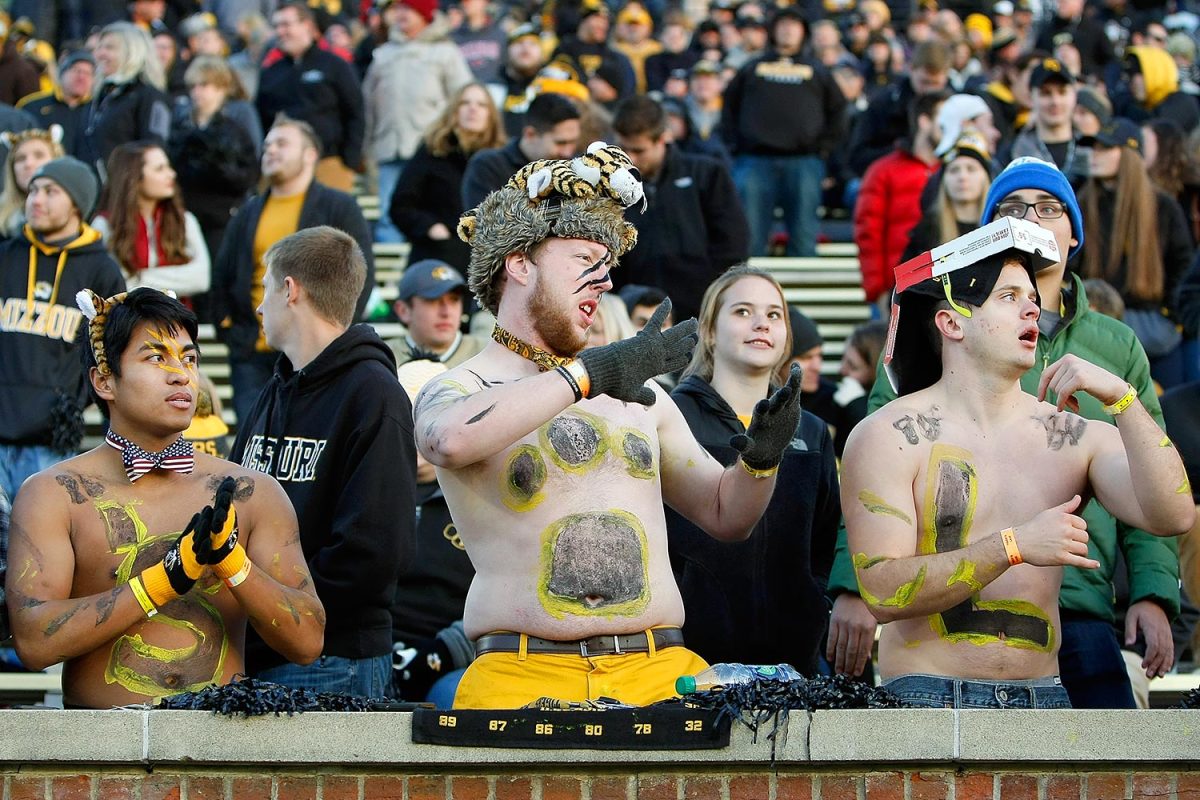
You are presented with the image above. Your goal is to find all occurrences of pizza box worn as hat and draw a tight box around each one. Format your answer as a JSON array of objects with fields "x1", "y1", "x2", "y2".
[{"x1": 883, "y1": 216, "x2": 1059, "y2": 394}]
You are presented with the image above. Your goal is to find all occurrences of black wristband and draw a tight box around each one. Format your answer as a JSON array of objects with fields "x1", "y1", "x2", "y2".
[{"x1": 555, "y1": 364, "x2": 583, "y2": 402}]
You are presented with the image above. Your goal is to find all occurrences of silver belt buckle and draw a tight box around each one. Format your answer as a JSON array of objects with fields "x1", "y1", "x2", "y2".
[
  {"x1": 612, "y1": 635, "x2": 623, "y2": 655},
  {"x1": 579, "y1": 638, "x2": 590, "y2": 658}
]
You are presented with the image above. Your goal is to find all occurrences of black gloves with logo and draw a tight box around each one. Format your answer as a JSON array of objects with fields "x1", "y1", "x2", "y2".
[
  {"x1": 577, "y1": 298, "x2": 698, "y2": 406},
  {"x1": 730, "y1": 363, "x2": 804, "y2": 470}
]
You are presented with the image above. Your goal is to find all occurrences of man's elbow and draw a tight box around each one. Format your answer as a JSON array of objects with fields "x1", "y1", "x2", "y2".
[
  {"x1": 12, "y1": 637, "x2": 58, "y2": 672},
  {"x1": 288, "y1": 631, "x2": 325, "y2": 666},
  {"x1": 1149, "y1": 502, "x2": 1197, "y2": 537},
  {"x1": 705, "y1": 521, "x2": 754, "y2": 543}
]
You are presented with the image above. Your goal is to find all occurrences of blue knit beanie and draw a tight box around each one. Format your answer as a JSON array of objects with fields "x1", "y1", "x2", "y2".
[{"x1": 980, "y1": 156, "x2": 1083, "y2": 259}]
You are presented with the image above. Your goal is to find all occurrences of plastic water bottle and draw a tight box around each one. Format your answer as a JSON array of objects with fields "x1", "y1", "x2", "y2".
[{"x1": 676, "y1": 663, "x2": 803, "y2": 694}]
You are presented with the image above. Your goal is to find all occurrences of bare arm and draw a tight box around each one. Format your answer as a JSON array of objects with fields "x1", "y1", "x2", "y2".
[
  {"x1": 841, "y1": 416, "x2": 1098, "y2": 623},
  {"x1": 415, "y1": 369, "x2": 577, "y2": 469},
  {"x1": 6, "y1": 477, "x2": 151, "y2": 670},
  {"x1": 1039, "y1": 355, "x2": 1195, "y2": 536},
  {"x1": 229, "y1": 475, "x2": 325, "y2": 665},
  {"x1": 657, "y1": 383, "x2": 776, "y2": 542}
]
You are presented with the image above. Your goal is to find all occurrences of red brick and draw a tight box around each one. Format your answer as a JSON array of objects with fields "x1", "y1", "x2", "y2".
[
  {"x1": 955, "y1": 773, "x2": 994, "y2": 800},
  {"x1": 591, "y1": 776, "x2": 630, "y2": 800},
  {"x1": 362, "y1": 776, "x2": 406, "y2": 800},
  {"x1": 405, "y1": 775, "x2": 443, "y2": 800},
  {"x1": 1177, "y1": 772, "x2": 1200, "y2": 800},
  {"x1": 321, "y1": 776, "x2": 361, "y2": 800},
  {"x1": 683, "y1": 776, "x2": 722, "y2": 800},
  {"x1": 1133, "y1": 774, "x2": 1172, "y2": 800},
  {"x1": 186, "y1": 776, "x2": 226, "y2": 800},
  {"x1": 912, "y1": 773, "x2": 949, "y2": 800},
  {"x1": 999, "y1": 775, "x2": 1038, "y2": 800},
  {"x1": 50, "y1": 775, "x2": 90, "y2": 800},
  {"x1": 1046, "y1": 775, "x2": 1082, "y2": 800},
  {"x1": 97, "y1": 777, "x2": 137, "y2": 800},
  {"x1": 228, "y1": 776, "x2": 270, "y2": 800},
  {"x1": 729, "y1": 774, "x2": 771, "y2": 800},
  {"x1": 636, "y1": 774, "x2": 679, "y2": 800},
  {"x1": 818, "y1": 775, "x2": 859, "y2": 800},
  {"x1": 542, "y1": 776, "x2": 583, "y2": 800},
  {"x1": 776, "y1": 774, "x2": 814, "y2": 800},
  {"x1": 9, "y1": 775, "x2": 46, "y2": 800},
  {"x1": 276, "y1": 776, "x2": 318, "y2": 800},
  {"x1": 451, "y1": 776, "x2": 490, "y2": 800},
  {"x1": 495, "y1": 775, "x2": 532, "y2": 800},
  {"x1": 1086, "y1": 774, "x2": 1129, "y2": 800},
  {"x1": 865, "y1": 772, "x2": 904, "y2": 800}
]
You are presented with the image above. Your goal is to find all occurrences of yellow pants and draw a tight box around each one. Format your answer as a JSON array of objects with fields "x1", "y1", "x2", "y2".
[{"x1": 453, "y1": 632, "x2": 709, "y2": 709}]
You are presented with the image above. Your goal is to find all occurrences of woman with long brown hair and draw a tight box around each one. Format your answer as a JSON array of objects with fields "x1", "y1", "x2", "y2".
[
  {"x1": 666, "y1": 265, "x2": 838, "y2": 674},
  {"x1": 388, "y1": 82, "x2": 506, "y2": 271},
  {"x1": 903, "y1": 132, "x2": 992, "y2": 259},
  {"x1": 1078, "y1": 117, "x2": 1193, "y2": 386},
  {"x1": 92, "y1": 141, "x2": 210, "y2": 298}
]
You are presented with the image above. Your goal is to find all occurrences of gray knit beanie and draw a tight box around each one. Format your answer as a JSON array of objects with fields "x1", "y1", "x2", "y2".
[{"x1": 30, "y1": 157, "x2": 99, "y2": 219}]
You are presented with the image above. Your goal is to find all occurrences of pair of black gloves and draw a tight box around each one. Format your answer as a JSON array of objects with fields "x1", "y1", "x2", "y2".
[{"x1": 576, "y1": 299, "x2": 803, "y2": 473}]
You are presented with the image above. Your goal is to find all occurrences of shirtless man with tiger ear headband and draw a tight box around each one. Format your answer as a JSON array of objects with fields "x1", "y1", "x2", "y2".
[{"x1": 5, "y1": 287, "x2": 323, "y2": 708}]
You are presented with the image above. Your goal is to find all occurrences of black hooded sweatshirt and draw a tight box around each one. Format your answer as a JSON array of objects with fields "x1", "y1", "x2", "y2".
[
  {"x1": 231, "y1": 324, "x2": 416, "y2": 672},
  {"x1": 0, "y1": 225, "x2": 125, "y2": 447},
  {"x1": 667, "y1": 375, "x2": 840, "y2": 674}
]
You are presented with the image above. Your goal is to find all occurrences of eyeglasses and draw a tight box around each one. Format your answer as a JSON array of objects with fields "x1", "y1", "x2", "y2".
[{"x1": 995, "y1": 200, "x2": 1067, "y2": 220}]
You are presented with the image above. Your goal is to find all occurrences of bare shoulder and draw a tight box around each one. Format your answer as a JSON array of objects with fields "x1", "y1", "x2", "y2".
[
  {"x1": 193, "y1": 455, "x2": 292, "y2": 512},
  {"x1": 851, "y1": 390, "x2": 944, "y2": 452},
  {"x1": 1025, "y1": 397, "x2": 1097, "y2": 452},
  {"x1": 24, "y1": 450, "x2": 112, "y2": 508}
]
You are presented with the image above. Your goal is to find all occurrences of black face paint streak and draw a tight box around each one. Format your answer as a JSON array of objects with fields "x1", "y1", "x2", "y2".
[
  {"x1": 466, "y1": 403, "x2": 498, "y2": 425},
  {"x1": 1032, "y1": 413, "x2": 1087, "y2": 451},
  {"x1": 416, "y1": 382, "x2": 469, "y2": 416},
  {"x1": 548, "y1": 515, "x2": 645, "y2": 607},
  {"x1": 622, "y1": 432, "x2": 653, "y2": 476},
  {"x1": 56, "y1": 475, "x2": 86, "y2": 504},
  {"x1": 546, "y1": 416, "x2": 602, "y2": 466},
  {"x1": 467, "y1": 370, "x2": 504, "y2": 389},
  {"x1": 927, "y1": 451, "x2": 1052, "y2": 650},
  {"x1": 21, "y1": 597, "x2": 45, "y2": 609},
  {"x1": 572, "y1": 275, "x2": 611, "y2": 295},
  {"x1": 205, "y1": 475, "x2": 255, "y2": 500},
  {"x1": 893, "y1": 416, "x2": 920, "y2": 445},
  {"x1": 44, "y1": 602, "x2": 85, "y2": 636},
  {"x1": 101, "y1": 505, "x2": 140, "y2": 550},
  {"x1": 96, "y1": 586, "x2": 121, "y2": 625}
]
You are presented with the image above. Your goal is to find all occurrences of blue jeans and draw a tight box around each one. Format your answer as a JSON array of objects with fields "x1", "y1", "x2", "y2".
[
  {"x1": 733, "y1": 153, "x2": 825, "y2": 257},
  {"x1": 229, "y1": 351, "x2": 278, "y2": 427},
  {"x1": 1058, "y1": 613, "x2": 1136, "y2": 709},
  {"x1": 883, "y1": 673, "x2": 1072, "y2": 709},
  {"x1": 0, "y1": 443, "x2": 62, "y2": 502},
  {"x1": 257, "y1": 653, "x2": 393, "y2": 699},
  {"x1": 374, "y1": 158, "x2": 408, "y2": 245}
]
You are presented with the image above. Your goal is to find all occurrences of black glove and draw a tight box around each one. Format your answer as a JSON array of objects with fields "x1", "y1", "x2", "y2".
[
  {"x1": 577, "y1": 298, "x2": 698, "y2": 406},
  {"x1": 730, "y1": 363, "x2": 803, "y2": 470},
  {"x1": 189, "y1": 476, "x2": 239, "y2": 566},
  {"x1": 392, "y1": 637, "x2": 453, "y2": 701}
]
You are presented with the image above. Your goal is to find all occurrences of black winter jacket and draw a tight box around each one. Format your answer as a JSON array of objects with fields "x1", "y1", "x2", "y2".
[
  {"x1": 168, "y1": 106, "x2": 260, "y2": 233},
  {"x1": 211, "y1": 181, "x2": 374, "y2": 360},
  {"x1": 389, "y1": 142, "x2": 472, "y2": 271},
  {"x1": 461, "y1": 138, "x2": 529, "y2": 210},
  {"x1": 80, "y1": 78, "x2": 172, "y2": 176},
  {"x1": 231, "y1": 325, "x2": 416, "y2": 670},
  {"x1": 613, "y1": 146, "x2": 749, "y2": 322},
  {"x1": 667, "y1": 376, "x2": 840, "y2": 674}
]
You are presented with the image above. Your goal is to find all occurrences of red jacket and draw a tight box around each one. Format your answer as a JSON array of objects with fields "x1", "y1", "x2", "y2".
[{"x1": 853, "y1": 148, "x2": 939, "y2": 303}]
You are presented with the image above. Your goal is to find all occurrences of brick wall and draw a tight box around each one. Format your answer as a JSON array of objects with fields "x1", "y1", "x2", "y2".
[{"x1": 0, "y1": 769, "x2": 1196, "y2": 800}]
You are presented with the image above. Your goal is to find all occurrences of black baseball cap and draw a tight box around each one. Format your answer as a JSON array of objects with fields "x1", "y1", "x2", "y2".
[{"x1": 1029, "y1": 57, "x2": 1076, "y2": 88}]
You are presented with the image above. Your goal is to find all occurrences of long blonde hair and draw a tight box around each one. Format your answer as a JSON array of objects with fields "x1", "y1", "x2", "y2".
[
  {"x1": 99, "y1": 22, "x2": 166, "y2": 91},
  {"x1": 0, "y1": 128, "x2": 65, "y2": 234},
  {"x1": 684, "y1": 266, "x2": 793, "y2": 386},
  {"x1": 1079, "y1": 147, "x2": 1164, "y2": 303},
  {"x1": 936, "y1": 160, "x2": 992, "y2": 244},
  {"x1": 424, "y1": 82, "x2": 507, "y2": 158}
]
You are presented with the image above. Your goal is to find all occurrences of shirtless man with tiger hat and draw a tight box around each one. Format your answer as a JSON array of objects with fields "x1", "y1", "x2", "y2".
[{"x1": 414, "y1": 142, "x2": 805, "y2": 709}]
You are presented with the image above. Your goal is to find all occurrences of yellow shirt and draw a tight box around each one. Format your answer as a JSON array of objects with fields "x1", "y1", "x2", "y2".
[{"x1": 251, "y1": 192, "x2": 306, "y2": 351}]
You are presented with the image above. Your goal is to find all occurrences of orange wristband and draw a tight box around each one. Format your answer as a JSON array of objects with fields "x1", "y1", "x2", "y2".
[{"x1": 1001, "y1": 527, "x2": 1022, "y2": 566}]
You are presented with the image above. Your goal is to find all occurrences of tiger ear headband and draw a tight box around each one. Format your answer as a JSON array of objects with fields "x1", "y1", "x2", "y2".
[{"x1": 76, "y1": 289, "x2": 129, "y2": 376}]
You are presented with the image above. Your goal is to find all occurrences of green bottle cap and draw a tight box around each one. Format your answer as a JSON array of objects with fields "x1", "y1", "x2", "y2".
[{"x1": 676, "y1": 675, "x2": 697, "y2": 694}]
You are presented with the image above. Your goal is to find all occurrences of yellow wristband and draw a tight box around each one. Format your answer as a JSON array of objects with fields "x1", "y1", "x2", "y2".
[
  {"x1": 1103, "y1": 383, "x2": 1137, "y2": 416},
  {"x1": 740, "y1": 459, "x2": 779, "y2": 479},
  {"x1": 128, "y1": 575, "x2": 159, "y2": 618},
  {"x1": 564, "y1": 359, "x2": 590, "y2": 399},
  {"x1": 139, "y1": 562, "x2": 178, "y2": 608},
  {"x1": 1001, "y1": 527, "x2": 1022, "y2": 566}
]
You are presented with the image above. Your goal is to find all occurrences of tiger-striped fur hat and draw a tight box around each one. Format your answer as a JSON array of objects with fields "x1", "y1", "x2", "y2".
[{"x1": 458, "y1": 141, "x2": 644, "y2": 314}]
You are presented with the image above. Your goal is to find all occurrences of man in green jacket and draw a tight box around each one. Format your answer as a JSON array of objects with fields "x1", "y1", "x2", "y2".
[{"x1": 827, "y1": 157, "x2": 1180, "y2": 708}]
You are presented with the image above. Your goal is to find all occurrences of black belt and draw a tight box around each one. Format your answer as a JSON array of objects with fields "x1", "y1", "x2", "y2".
[{"x1": 474, "y1": 628, "x2": 685, "y2": 657}]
